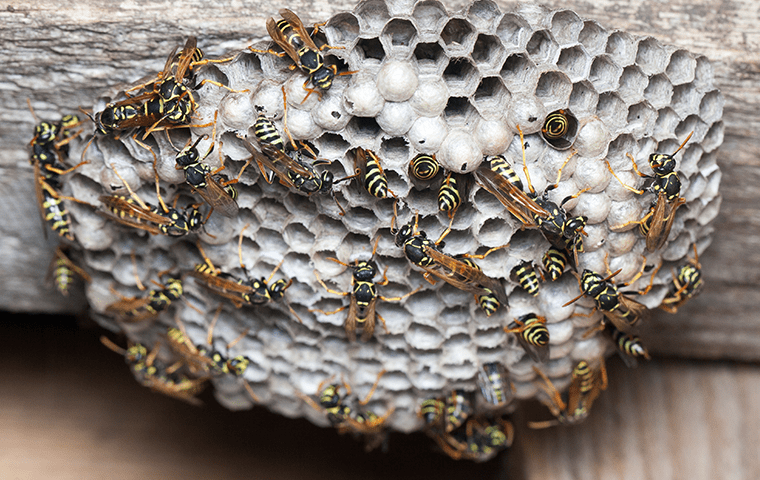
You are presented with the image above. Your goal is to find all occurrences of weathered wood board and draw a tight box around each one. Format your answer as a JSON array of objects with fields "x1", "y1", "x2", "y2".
[{"x1": 1, "y1": 0, "x2": 758, "y2": 360}]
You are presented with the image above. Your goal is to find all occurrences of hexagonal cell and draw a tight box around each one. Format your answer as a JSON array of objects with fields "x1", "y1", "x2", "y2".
[
  {"x1": 413, "y1": 42, "x2": 446, "y2": 74},
  {"x1": 526, "y1": 30, "x2": 559, "y2": 65},
  {"x1": 671, "y1": 83, "x2": 702, "y2": 118},
  {"x1": 345, "y1": 116, "x2": 382, "y2": 145},
  {"x1": 557, "y1": 46, "x2": 591, "y2": 82},
  {"x1": 355, "y1": 37, "x2": 386, "y2": 62},
  {"x1": 412, "y1": 0, "x2": 448, "y2": 36},
  {"x1": 535, "y1": 71, "x2": 573, "y2": 110},
  {"x1": 578, "y1": 20, "x2": 608, "y2": 56},
  {"x1": 471, "y1": 34, "x2": 506, "y2": 72},
  {"x1": 381, "y1": 18, "x2": 418, "y2": 54},
  {"x1": 496, "y1": 13, "x2": 530, "y2": 49},
  {"x1": 635, "y1": 37, "x2": 669, "y2": 75},
  {"x1": 666, "y1": 49, "x2": 697, "y2": 86},
  {"x1": 644, "y1": 74, "x2": 673, "y2": 110},
  {"x1": 699, "y1": 90, "x2": 724, "y2": 125},
  {"x1": 464, "y1": 0, "x2": 500, "y2": 31},
  {"x1": 324, "y1": 12, "x2": 360, "y2": 47},
  {"x1": 441, "y1": 18, "x2": 477, "y2": 54},
  {"x1": 443, "y1": 96, "x2": 478, "y2": 126},
  {"x1": 617, "y1": 65, "x2": 647, "y2": 105},
  {"x1": 569, "y1": 80, "x2": 599, "y2": 116},
  {"x1": 701, "y1": 121, "x2": 724, "y2": 154},
  {"x1": 551, "y1": 10, "x2": 584, "y2": 46},
  {"x1": 589, "y1": 55, "x2": 622, "y2": 93},
  {"x1": 692, "y1": 55, "x2": 714, "y2": 92},
  {"x1": 499, "y1": 53, "x2": 537, "y2": 92},
  {"x1": 653, "y1": 107, "x2": 681, "y2": 142},
  {"x1": 540, "y1": 109, "x2": 579, "y2": 151},
  {"x1": 675, "y1": 114, "x2": 709, "y2": 145},
  {"x1": 626, "y1": 102, "x2": 657, "y2": 137},
  {"x1": 596, "y1": 92, "x2": 627, "y2": 132},
  {"x1": 354, "y1": 0, "x2": 391, "y2": 34},
  {"x1": 605, "y1": 31, "x2": 637, "y2": 67},
  {"x1": 443, "y1": 57, "x2": 480, "y2": 96},
  {"x1": 472, "y1": 76, "x2": 510, "y2": 115}
]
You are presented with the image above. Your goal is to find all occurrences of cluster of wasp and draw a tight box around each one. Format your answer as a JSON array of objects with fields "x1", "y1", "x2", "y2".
[{"x1": 28, "y1": 6, "x2": 708, "y2": 462}]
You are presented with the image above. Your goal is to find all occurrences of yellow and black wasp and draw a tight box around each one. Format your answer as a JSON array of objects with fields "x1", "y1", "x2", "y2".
[
  {"x1": 429, "y1": 416, "x2": 514, "y2": 462},
  {"x1": 251, "y1": 9, "x2": 355, "y2": 101},
  {"x1": 445, "y1": 389, "x2": 473, "y2": 432},
  {"x1": 562, "y1": 265, "x2": 651, "y2": 332},
  {"x1": 243, "y1": 102, "x2": 336, "y2": 202},
  {"x1": 529, "y1": 359, "x2": 607, "y2": 428},
  {"x1": 540, "y1": 109, "x2": 578, "y2": 150},
  {"x1": 660, "y1": 243, "x2": 703, "y2": 313},
  {"x1": 438, "y1": 172, "x2": 467, "y2": 217},
  {"x1": 28, "y1": 103, "x2": 91, "y2": 240},
  {"x1": 106, "y1": 274, "x2": 184, "y2": 323},
  {"x1": 47, "y1": 245, "x2": 91, "y2": 296},
  {"x1": 473, "y1": 152, "x2": 551, "y2": 228},
  {"x1": 592, "y1": 319, "x2": 651, "y2": 368},
  {"x1": 607, "y1": 132, "x2": 693, "y2": 252},
  {"x1": 409, "y1": 153, "x2": 441, "y2": 182},
  {"x1": 311, "y1": 238, "x2": 418, "y2": 341},
  {"x1": 542, "y1": 246, "x2": 569, "y2": 281},
  {"x1": 504, "y1": 313, "x2": 550, "y2": 363},
  {"x1": 173, "y1": 125, "x2": 247, "y2": 218},
  {"x1": 477, "y1": 362, "x2": 513, "y2": 408},
  {"x1": 100, "y1": 336, "x2": 208, "y2": 406},
  {"x1": 298, "y1": 370, "x2": 394, "y2": 434},
  {"x1": 335, "y1": 147, "x2": 394, "y2": 199},
  {"x1": 511, "y1": 261, "x2": 540, "y2": 296},
  {"x1": 100, "y1": 166, "x2": 204, "y2": 237},
  {"x1": 188, "y1": 229, "x2": 300, "y2": 321},
  {"x1": 419, "y1": 397, "x2": 446, "y2": 430}
]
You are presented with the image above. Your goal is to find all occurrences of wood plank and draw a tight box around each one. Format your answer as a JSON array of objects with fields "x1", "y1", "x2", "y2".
[{"x1": 1, "y1": 0, "x2": 758, "y2": 359}]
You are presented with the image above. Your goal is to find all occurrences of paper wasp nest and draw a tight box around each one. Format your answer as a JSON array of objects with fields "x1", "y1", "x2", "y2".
[{"x1": 61, "y1": 0, "x2": 723, "y2": 446}]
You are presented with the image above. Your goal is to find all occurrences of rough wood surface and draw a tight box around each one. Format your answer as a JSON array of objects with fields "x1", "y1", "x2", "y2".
[{"x1": 1, "y1": 0, "x2": 758, "y2": 360}]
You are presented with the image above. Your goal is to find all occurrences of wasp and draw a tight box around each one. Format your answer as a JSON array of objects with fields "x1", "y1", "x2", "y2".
[
  {"x1": 409, "y1": 153, "x2": 441, "y2": 182},
  {"x1": 248, "y1": 140, "x2": 333, "y2": 196},
  {"x1": 100, "y1": 166, "x2": 203, "y2": 237},
  {"x1": 335, "y1": 147, "x2": 394, "y2": 199},
  {"x1": 540, "y1": 109, "x2": 578, "y2": 150},
  {"x1": 438, "y1": 172, "x2": 467, "y2": 216},
  {"x1": 47, "y1": 245, "x2": 91, "y2": 296},
  {"x1": 660, "y1": 243, "x2": 703, "y2": 313},
  {"x1": 424, "y1": 249, "x2": 509, "y2": 316},
  {"x1": 429, "y1": 416, "x2": 514, "y2": 462},
  {"x1": 607, "y1": 132, "x2": 693, "y2": 252},
  {"x1": 298, "y1": 370, "x2": 394, "y2": 434},
  {"x1": 473, "y1": 154, "x2": 550, "y2": 228},
  {"x1": 505, "y1": 313, "x2": 549, "y2": 363},
  {"x1": 390, "y1": 203, "x2": 442, "y2": 269},
  {"x1": 173, "y1": 126, "x2": 247, "y2": 219},
  {"x1": 100, "y1": 336, "x2": 207, "y2": 406},
  {"x1": 251, "y1": 9, "x2": 355, "y2": 101},
  {"x1": 445, "y1": 389, "x2": 473, "y2": 432},
  {"x1": 512, "y1": 261, "x2": 540, "y2": 296},
  {"x1": 588, "y1": 320, "x2": 651, "y2": 368},
  {"x1": 106, "y1": 274, "x2": 184, "y2": 323},
  {"x1": 311, "y1": 238, "x2": 418, "y2": 341},
  {"x1": 542, "y1": 246, "x2": 569, "y2": 281},
  {"x1": 477, "y1": 362, "x2": 513, "y2": 408},
  {"x1": 188, "y1": 229, "x2": 299, "y2": 321},
  {"x1": 530, "y1": 359, "x2": 607, "y2": 428},
  {"x1": 419, "y1": 397, "x2": 446, "y2": 430},
  {"x1": 28, "y1": 104, "x2": 91, "y2": 240}
]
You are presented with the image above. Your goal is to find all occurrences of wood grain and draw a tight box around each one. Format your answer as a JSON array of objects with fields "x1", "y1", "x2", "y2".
[{"x1": 1, "y1": 0, "x2": 758, "y2": 359}]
